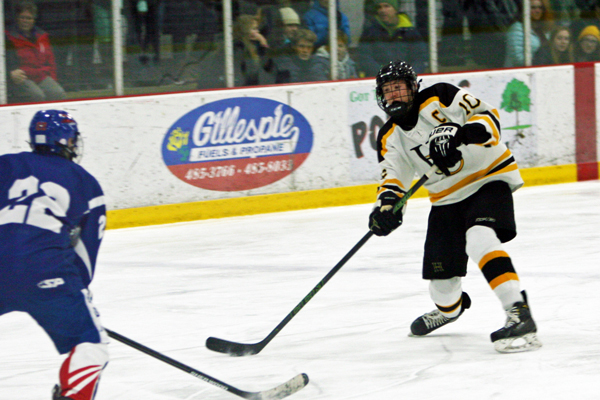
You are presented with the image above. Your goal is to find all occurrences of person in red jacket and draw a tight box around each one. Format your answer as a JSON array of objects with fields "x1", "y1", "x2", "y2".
[{"x1": 6, "y1": 1, "x2": 66, "y2": 103}]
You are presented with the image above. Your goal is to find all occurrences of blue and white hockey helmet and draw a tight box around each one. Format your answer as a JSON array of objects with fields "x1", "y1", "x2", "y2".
[{"x1": 29, "y1": 110, "x2": 81, "y2": 161}]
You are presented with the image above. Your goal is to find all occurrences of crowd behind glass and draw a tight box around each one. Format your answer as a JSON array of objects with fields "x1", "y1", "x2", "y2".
[{"x1": 2, "y1": 0, "x2": 600, "y2": 104}]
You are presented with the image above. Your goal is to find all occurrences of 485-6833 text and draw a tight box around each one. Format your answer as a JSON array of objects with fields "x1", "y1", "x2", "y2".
[{"x1": 185, "y1": 160, "x2": 294, "y2": 180}]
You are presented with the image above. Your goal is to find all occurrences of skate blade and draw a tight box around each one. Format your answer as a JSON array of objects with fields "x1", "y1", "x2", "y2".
[{"x1": 494, "y1": 332, "x2": 542, "y2": 353}]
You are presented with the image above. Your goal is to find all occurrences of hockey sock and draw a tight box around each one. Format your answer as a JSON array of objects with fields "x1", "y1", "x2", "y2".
[
  {"x1": 59, "y1": 342, "x2": 108, "y2": 400},
  {"x1": 466, "y1": 225, "x2": 523, "y2": 309},
  {"x1": 429, "y1": 277, "x2": 463, "y2": 318}
]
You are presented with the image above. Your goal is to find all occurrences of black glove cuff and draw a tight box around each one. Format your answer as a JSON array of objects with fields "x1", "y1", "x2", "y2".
[
  {"x1": 460, "y1": 122, "x2": 488, "y2": 145},
  {"x1": 378, "y1": 192, "x2": 401, "y2": 207}
]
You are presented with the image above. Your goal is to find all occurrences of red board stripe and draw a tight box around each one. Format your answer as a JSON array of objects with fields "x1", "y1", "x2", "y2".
[{"x1": 574, "y1": 62, "x2": 598, "y2": 181}]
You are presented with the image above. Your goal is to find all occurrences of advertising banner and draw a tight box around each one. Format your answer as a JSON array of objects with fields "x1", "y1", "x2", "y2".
[{"x1": 162, "y1": 97, "x2": 313, "y2": 191}]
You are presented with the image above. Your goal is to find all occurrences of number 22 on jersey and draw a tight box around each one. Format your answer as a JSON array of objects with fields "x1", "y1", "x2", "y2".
[{"x1": 0, "y1": 175, "x2": 69, "y2": 233}]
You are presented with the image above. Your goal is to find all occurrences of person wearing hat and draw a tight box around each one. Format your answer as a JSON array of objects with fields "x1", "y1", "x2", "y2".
[
  {"x1": 280, "y1": 7, "x2": 302, "y2": 47},
  {"x1": 356, "y1": 0, "x2": 427, "y2": 77},
  {"x1": 575, "y1": 25, "x2": 600, "y2": 61}
]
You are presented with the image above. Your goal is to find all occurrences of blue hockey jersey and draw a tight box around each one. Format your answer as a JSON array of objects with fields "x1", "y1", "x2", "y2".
[{"x1": 0, "y1": 152, "x2": 106, "y2": 295}]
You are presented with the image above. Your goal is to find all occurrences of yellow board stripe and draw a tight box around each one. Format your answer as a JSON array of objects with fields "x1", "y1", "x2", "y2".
[
  {"x1": 489, "y1": 272, "x2": 520, "y2": 290},
  {"x1": 478, "y1": 250, "x2": 510, "y2": 269},
  {"x1": 106, "y1": 163, "x2": 584, "y2": 230}
]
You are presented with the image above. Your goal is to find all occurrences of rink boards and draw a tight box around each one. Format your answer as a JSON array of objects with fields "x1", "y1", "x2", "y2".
[{"x1": 0, "y1": 64, "x2": 598, "y2": 228}]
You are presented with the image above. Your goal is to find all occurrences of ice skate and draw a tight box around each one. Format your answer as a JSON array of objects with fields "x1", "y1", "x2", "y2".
[
  {"x1": 52, "y1": 385, "x2": 72, "y2": 400},
  {"x1": 491, "y1": 291, "x2": 542, "y2": 353},
  {"x1": 410, "y1": 292, "x2": 471, "y2": 336}
]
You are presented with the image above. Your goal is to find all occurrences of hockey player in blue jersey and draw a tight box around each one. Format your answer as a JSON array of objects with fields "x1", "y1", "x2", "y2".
[{"x1": 0, "y1": 110, "x2": 109, "y2": 400}]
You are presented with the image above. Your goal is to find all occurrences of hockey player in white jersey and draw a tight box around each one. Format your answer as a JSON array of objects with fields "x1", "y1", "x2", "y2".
[
  {"x1": 368, "y1": 60, "x2": 542, "y2": 353},
  {"x1": 0, "y1": 110, "x2": 109, "y2": 399}
]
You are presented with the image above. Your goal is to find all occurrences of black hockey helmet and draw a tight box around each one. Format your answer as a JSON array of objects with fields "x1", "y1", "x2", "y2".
[{"x1": 376, "y1": 60, "x2": 419, "y2": 119}]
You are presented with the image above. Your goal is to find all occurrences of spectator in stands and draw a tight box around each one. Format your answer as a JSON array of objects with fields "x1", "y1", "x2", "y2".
[
  {"x1": 575, "y1": 24, "x2": 600, "y2": 61},
  {"x1": 313, "y1": 29, "x2": 358, "y2": 80},
  {"x1": 465, "y1": 0, "x2": 520, "y2": 69},
  {"x1": 263, "y1": 6, "x2": 302, "y2": 59},
  {"x1": 303, "y1": 0, "x2": 351, "y2": 49},
  {"x1": 504, "y1": 0, "x2": 555, "y2": 67},
  {"x1": 571, "y1": 0, "x2": 600, "y2": 40},
  {"x1": 356, "y1": 0, "x2": 427, "y2": 77},
  {"x1": 5, "y1": 0, "x2": 66, "y2": 103},
  {"x1": 161, "y1": 0, "x2": 219, "y2": 58},
  {"x1": 233, "y1": 14, "x2": 273, "y2": 86},
  {"x1": 533, "y1": 26, "x2": 574, "y2": 65},
  {"x1": 279, "y1": 7, "x2": 302, "y2": 49},
  {"x1": 130, "y1": 0, "x2": 160, "y2": 64},
  {"x1": 91, "y1": 0, "x2": 113, "y2": 89},
  {"x1": 274, "y1": 28, "x2": 328, "y2": 83}
]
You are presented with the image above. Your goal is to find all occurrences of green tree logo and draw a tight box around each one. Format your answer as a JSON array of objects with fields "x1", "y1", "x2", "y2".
[{"x1": 500, "y1": 79, "x2": 532, "y2": 142}]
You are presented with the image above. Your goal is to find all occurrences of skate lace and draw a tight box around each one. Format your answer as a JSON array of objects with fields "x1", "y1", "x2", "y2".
[
  {"x1": 504, "y1": 307, "x2": 521, "y2": 328},
  {"x1": 422, "y1": 310, "x2": 450, "y2": 329}
]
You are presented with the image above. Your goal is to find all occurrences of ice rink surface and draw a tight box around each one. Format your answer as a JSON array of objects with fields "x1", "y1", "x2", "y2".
[{"x1": 2, "y1": 180, "x2": 600, "y2": 400}]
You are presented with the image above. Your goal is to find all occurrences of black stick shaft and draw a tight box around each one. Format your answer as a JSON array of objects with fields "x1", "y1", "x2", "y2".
[
  {"x1": 105, "y1": 329, "x2": 251, "y2": 398},
  {"x1": 207, "y1": 165, "x2": 437, "y2": 355},
  {"x1": 262, "y1": 165, "x2": 437, "y2": 345}
]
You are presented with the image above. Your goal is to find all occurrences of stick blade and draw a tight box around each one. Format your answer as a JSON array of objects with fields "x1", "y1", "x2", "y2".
[
  {"x1": 250, "y1": 373, "x2": 309, "y2": 400},
  {"x1": 206, "y1": 336, "x2": 262, "y2": 356}
]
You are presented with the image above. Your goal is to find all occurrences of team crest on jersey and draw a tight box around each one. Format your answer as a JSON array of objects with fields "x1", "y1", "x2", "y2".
[{"x1": 434, "y1": 159, "x2": 465, "y2": 176}]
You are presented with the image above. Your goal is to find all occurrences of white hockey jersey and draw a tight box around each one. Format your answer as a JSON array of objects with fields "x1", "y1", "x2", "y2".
[{"x1": 376, "y1": 82, "x2": 524, "y2": 206}]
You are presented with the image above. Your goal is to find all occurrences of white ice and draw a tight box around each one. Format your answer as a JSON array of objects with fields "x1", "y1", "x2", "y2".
[{"x1": 2, "y1": 180, "x2": 600, "y2": 400}]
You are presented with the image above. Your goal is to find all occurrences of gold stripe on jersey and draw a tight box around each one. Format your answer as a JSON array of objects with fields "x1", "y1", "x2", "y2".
[
  {"x1": 379, "y1": 124, "x2": 396, "y2": 159},
  {"x1": 467, "y1": 111, "x2": 500, "y2": 146},
  {"x1": 429, "y1": 149, "x2": 517, "y2": 203},
  {"x1": 377, "y1": 178, "x2": 406, "y2": 197},
  {"x1": 419, "y1": 96, "x2": 450, "y2": 112},
  {"x1": 381, "y1": 178, "x2": 405, "y2": 190},
  {"x1": 489, "y1": 272, "x2": 519, "y2": 290}
]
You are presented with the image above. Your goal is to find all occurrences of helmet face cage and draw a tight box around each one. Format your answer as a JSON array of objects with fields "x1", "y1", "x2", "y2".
[
  {"x1": 29, "y1": 110, "x2": 82, "y2": 162},
  {"x1": 376, "y1": 61, "x2": 419, "y2": 119}
]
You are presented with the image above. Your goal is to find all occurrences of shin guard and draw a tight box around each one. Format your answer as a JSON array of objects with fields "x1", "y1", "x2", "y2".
[{"x1": 58, "y1": 342, "x2": 108, "y2": 400}]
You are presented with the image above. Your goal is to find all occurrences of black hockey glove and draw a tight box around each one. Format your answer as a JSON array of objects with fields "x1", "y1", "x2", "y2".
[
  {"x1": 369, "y1": 192, "x2": 404, "y2": 236},
  {"x1": 429, "y1": 122, "x2": 464, "y2": 176}
]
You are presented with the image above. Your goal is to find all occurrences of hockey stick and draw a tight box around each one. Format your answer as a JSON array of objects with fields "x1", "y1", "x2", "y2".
[
  {"x1": 105, "y1": 329, "x2": 309, "y2": 400},
  {"x1": 206, "y1": 164, "x2": 439, "y2": 356}
]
